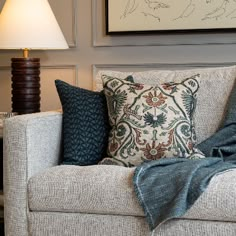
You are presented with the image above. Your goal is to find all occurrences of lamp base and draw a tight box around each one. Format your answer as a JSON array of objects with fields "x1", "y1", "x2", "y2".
[{"x1": 11, "y1": 58, "x2": 41, "y2": 115}]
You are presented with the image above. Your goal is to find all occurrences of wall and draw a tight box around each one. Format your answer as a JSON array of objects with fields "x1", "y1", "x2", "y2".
[{"x1": 1, "y1": 0, "x2": 236, "y2": 112}]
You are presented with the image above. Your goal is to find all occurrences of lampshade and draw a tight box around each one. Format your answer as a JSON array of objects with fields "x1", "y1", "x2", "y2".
[
  {"x1": 0, "y1": 0, "x2": 68, "y2": 49},
  {"x1": 0, "y1": 0, "x2": 69, "y2": 114}
]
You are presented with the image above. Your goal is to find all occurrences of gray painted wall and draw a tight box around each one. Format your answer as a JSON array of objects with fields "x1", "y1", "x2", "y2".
[{"x1": 1, "y1": 0, "x2": 236, "y2": 112}]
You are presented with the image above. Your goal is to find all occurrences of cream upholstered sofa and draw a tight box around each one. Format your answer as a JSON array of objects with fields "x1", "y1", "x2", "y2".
[{"x1": 3, "y1": 65, "x2": 236, "y2": 236}]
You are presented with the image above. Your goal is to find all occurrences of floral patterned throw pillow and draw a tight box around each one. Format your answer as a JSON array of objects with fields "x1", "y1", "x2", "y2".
[{"x1": 100, "y1": 74, "x2": 205, "y2": 167}]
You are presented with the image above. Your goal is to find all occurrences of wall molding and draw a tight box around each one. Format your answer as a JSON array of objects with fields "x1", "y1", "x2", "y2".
[
  {"x1": 0, "y1": 66, "x2": 9, "y2": 70},
  {"x1": 0, "y1": 64, "x2": 79, "y2": 111},
  {"x1": 68, "y1": 0, "x2": 77, "y2": 48},
  {"x1": 49, "y1": 0, "x2": 77, "y2": 48},
  {"x1": 42, "y1": 65, "x2": 79, "y2": 85},
  {"x1": 92, "y1": 0, "x2": 236, "y2": 47},
  {"x1": 0, "y1": 64, "x2": 79, "y2": 84}
]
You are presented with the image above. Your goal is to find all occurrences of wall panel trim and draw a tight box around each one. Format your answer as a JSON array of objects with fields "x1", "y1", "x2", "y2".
[
  {"x1": 93, "y1": 62, "x2": 236, "y2": 80},
  {"x1": 0, "y1": 64, "x2": 79, "y2": 84}
]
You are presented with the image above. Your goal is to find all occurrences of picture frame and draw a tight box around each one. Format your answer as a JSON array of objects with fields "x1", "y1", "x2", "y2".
[{"x1": 106, "y1": 0, "x2": 236, "y2": 35}]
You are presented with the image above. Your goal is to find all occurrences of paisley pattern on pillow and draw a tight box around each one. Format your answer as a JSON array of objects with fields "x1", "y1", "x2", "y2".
[{"x1": 100, "y1": 74, "x2": 205, "y2": 167}]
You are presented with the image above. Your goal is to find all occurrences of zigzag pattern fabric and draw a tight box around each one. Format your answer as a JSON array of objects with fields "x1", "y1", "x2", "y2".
[{"x1": 55, "y1": 80, "x2": 110, "y2": 165}]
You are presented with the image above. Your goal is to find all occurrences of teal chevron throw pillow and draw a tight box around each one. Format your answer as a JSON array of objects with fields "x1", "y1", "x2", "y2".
[
  {"x1": 100, "y1": 75, "x2": 205, "y2": 167},
  {"x1": 55, "y1": 80, "x2": 110, "y2": 165}
]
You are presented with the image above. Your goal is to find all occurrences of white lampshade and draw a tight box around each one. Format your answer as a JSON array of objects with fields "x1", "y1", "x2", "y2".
[{"x1": 0, "y1": 0, "x2": 68, "y2": 49}]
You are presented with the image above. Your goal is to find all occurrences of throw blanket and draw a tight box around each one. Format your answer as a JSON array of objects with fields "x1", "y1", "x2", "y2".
[{"x1": 133, "y1": 84, "x2": 236, "y2": 231}]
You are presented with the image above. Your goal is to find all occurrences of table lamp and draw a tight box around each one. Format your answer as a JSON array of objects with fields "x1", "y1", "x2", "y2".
[{"x1": 0, "y1": 0, "x2": 68, "y2": 114}]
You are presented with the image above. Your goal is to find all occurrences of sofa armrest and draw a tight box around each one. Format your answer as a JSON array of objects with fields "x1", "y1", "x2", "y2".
[
  {"x1": 3, "y1": 111, "x2": 62, "y2": 236},
  {"x1": 4, "y1": 111, "x2": 63, "y2": 178}
]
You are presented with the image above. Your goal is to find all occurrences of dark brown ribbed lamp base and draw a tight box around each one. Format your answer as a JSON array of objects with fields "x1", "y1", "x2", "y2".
[{"x1": 11, "y1": 58, "x2": 41, "y2": 115}]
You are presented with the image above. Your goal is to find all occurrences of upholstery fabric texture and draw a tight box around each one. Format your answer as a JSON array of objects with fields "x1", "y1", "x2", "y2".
[
  {"x1": 28, "y1": 212, "x2": 236, "y2": 236},
  {"x1": 4, "y1": 109, "x2": 236, "y2": 236},
  {"x1": 96, "y1": 66, "x2": 236, "y2": 144},
  {"x1": 100, "y1": 74, "x2": 204, "y2": 167},
  {"x1": 3, "y1": 111, "x2": 62, "y2": 236},
  {"x1": 55, "y1": 80, "x2": 110, "y2": 165},
  {"x1": 28, "y1": 161, "x2": 236, "y2": 223},
  {"x1": 4, "y1": 65, "x2": 236, "y2": 236},
  {"x1": 28, "y1": 165, "x2": 143, "y2": 216}
]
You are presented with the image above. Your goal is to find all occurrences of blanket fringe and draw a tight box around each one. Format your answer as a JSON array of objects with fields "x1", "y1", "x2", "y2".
[{"x1": 150, "y1": 228, "x2": 155, "y2": 236}]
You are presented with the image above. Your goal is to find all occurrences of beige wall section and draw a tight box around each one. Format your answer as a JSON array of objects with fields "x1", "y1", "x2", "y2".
[
  {"x1": 1, "y1": 0, "x2": 236, "y2": 112},
  {"x1": 0, "y1": 67, "x2": 11, "y2": 111}
]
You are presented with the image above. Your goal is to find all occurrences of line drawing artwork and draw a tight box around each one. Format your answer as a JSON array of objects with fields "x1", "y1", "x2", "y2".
[
  {"x1": 120, "y1": 0, "x2": 236, "y2": 21},
  {"x1": 224, "y1": 0, "x2": 236, "y2": 19},
  {"x1": 120, "y1": 0, "x2": 139, "y2": 19},
  {"x1": 120, "y1": 0, "x2": 170, "y2": 21},
  {"x1": 202, "y1": 0, "x2": 232, "y2": 20},
  {"x1": 203, "y1": 0, "x2": 236, "y2": 21},
  {"x1": 174, "y1": 0, "x2": 196, "y2": 20},
  {"x1": 174, "y1": 0, "x2": 236, "y2": 21},
  {"x1": 141, "y1": 12, "x2": 161, "y2": 21},
  {"x1": 144, "y1": 0, "x2": 170, "y2": 10},
  {"x1": 113, "y1": 0, "x2": 236, "y2": 31}
]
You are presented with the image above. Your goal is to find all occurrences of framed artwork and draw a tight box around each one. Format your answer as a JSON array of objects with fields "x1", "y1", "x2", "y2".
[{"x1": 106, "y1": 0, "x2": 236, "y2": 34}]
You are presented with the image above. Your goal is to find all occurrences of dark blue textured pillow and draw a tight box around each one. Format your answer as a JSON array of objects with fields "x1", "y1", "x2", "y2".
[{"x1": 55, "y1": 80, "x2": 110, "y2": 165}]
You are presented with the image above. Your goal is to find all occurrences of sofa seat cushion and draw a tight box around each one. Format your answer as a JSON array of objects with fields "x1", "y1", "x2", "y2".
[
  {"x1": 28, "y1": 165, "x2": 144, "y2": 216},
  {"x1": 28, "y1": 165, "x2": 236, "y2": 222}
]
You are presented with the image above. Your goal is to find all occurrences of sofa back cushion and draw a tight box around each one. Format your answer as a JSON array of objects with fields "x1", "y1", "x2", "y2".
[{"x1": 96, "y1": 66, "x2": 236, "y2": 144}]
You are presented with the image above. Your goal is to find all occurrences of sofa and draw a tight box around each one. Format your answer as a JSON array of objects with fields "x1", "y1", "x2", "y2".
[{"x1": 3, "y1": 65, "x2": 236, "y2": 236}]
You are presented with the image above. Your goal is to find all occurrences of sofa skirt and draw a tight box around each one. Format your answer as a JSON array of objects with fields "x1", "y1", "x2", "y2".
[{"x1": 28, "y1": 212, "x2": 236, "y2": 236}]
